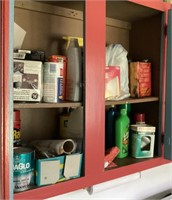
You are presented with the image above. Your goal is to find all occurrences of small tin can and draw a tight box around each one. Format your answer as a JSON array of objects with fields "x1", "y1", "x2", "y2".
[
  {"x1": 13, "y1": 147, "x2": 35, "y2": 192},
  {"x1": 134, "y1": 113, "x2": 145, "y2": 124}
]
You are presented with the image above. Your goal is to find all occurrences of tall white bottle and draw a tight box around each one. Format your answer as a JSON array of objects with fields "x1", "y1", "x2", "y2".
[{"x1": 65, "y1": 38, "x2": 82, "y2": 101}]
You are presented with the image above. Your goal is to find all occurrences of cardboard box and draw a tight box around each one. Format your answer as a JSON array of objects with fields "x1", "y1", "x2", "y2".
[
  {"x1": 130, "y1": 124, "x2": 155, "y2": 158},
  {"x1": 130, "y1": 124, "x2": 156, "y2": 132},
  {"x1": 36, "y1": 156, "x2": 65, "y2": 186},
  {"x1": 36, "y1": 153, "x2": 82, "y2": 186},
  {"x1": 13, "y1": 50, "x2": 45, "y2": 62},
  {"x1": 129, "y1": 62, "x2": 151, "y2": 98},
  {"x1": 13, "y1": 60, "x2": 43, "y2": 102},
  {"x1": 64, "y1": 153, "x2": 83, "y2": 179}
]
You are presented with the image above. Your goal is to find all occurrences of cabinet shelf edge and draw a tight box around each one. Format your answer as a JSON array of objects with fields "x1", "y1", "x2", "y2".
[
  {"x1": 105, "y1": 96, "x2": 159, "y2": 106},
  {"x1": 13, "y1": 102, "x2": 82, "y2": 109}
]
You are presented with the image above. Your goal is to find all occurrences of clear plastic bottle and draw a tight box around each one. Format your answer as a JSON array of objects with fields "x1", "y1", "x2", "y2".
[
  {"x1": 115, "y1": 108, "x2": 130, "y2": 158},
  {"x1": 65, "y1": 38, "x2": 82, "y2": 102}
]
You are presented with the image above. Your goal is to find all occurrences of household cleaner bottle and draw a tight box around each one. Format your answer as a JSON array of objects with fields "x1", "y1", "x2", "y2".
[
  {"x1": 115, "y1": 108, "x2": 130, "y2": 158},
  {"x1": 65, "y1": 38, "x2": 82, "y2": 101},
  {"x1": 105, "y1": 105, "x2": 117, "y2": 150}
]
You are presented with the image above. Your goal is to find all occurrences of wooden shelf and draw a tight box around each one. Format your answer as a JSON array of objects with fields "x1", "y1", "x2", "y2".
[
  {"x1": 14, "y1": 97, "x2": 158, "y2": 109},
  {"x1": 14, "y1": 101, "x2": 82, "y2": 109},
  {"x1": 105, "y1": 96, "x2": 159, "y2": 106}
]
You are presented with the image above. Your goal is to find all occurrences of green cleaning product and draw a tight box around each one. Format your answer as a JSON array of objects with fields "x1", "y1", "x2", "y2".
[{"x1": 115, "y1": 108, "x2": 130, "y2": 158}]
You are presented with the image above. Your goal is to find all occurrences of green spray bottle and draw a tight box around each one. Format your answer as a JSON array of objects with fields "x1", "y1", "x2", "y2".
[{"x1": 115, "y1": 108, "x2": 130, "y2": 158}]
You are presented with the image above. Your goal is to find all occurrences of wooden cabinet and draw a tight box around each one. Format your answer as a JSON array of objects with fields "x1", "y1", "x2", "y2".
[{"x1": 0, "y1": 0, "x2": 172, "y2": 199}]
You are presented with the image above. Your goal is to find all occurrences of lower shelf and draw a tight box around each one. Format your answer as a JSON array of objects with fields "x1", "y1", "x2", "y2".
[
  {"x1": 14, "y1": 156, "x2": 170, "y2": 200},
  {"x1": 105, "y1": 156, "x2": 158, "y2": 171}
]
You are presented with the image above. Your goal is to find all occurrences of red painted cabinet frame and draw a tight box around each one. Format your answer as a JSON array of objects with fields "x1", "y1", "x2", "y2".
[
  {"x1": 0, "y1": 0, "x2": 13, "y2": 200},
  {"x1": 0, "y1": 0, "x2": 171, "y2": 199},
  {"x1": 14, "y1": 0, "x2": 106, "y2": 199}
]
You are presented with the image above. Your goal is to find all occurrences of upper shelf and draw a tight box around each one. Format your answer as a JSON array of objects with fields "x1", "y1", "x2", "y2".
[
  {"x1": 14, "y1": 97, "x2": 159, "y2": 109},
  {"x1": 105, "y1": 96, "x2": 159, "y2": 106},
  {"x1": 14, "y1": 101, "x2": 82, "y2": 109}
]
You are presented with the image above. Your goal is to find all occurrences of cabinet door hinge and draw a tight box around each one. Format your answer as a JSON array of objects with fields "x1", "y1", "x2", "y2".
[{"x1": 85, "y1": 186, "x2": 93, "y2": 195}]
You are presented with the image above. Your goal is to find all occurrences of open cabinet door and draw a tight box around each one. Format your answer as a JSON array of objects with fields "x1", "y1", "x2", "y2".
[
  {"x1": 0, "y1": 0, "x2": 13, "y2": 199},
  {"x1": 164, "y1": 9, "x2": 172, "y2": 160}
]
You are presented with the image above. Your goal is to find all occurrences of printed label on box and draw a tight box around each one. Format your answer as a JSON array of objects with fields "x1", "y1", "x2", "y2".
[
  {"x1": 129, "y1": 62, "x2": 151, "y2": 98},
  {"x1": 13, "y1": 60, "x2": 43, "y2": 102},
  {"x1": 43, "y1": 62, "x2": 63, "y2": 103}
]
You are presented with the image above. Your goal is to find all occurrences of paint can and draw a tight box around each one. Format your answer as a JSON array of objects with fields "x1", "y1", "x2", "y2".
[
  {"x1": 13, "y1": 147, "x2": 35, "y2": 192},
  {"x1": 13, "y1": 110, "x2": 21, "y2": 147}
]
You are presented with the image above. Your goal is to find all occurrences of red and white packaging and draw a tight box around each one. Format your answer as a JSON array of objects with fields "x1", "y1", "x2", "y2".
[
  {"x1": 104, "y1": 146, "x2": 120, "y2": 168},
  {"x1": 105, "y1": 66, "x2": 120, "y2": 100},
  {"x1": 129, "y1": 62, "x2": 151, "y2": 98}
]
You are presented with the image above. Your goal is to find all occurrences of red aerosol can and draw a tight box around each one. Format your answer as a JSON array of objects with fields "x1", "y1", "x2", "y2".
[{"x1": 14, "y1": 110, "x2": 21, "y2": 147}]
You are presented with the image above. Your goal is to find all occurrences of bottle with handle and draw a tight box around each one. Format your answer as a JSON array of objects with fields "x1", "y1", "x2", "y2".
[
  {"x1": 115, "y1": 108, "x2": 130, "y2": 158},
  {"x1": 65, "y1": 38, "x2": 82, "y2": 102}
]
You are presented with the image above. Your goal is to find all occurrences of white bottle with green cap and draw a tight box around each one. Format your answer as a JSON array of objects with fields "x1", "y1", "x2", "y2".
[{"x1": 115, "y1": 108, "x2": 130, "y2": 158}]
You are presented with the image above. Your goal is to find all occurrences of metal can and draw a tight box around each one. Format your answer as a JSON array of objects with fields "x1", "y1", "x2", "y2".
[
  {"x1": 13, "y1": 110, "x2": 21, "y2": 147},
  {"x1": 43, "y1": 55, "x2": 67, "y2": 103},
  {"x1": 13, "y1": 147, "x2": 35, "y2": 192}
]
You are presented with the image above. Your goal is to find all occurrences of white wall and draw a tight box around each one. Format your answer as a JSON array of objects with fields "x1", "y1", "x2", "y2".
[{"x1": 47, "y1": 163, "x2": 172, "y2": 200}]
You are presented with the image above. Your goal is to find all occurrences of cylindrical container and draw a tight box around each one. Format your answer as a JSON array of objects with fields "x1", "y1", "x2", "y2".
[
  {"x1": 133, "y1": 113, "x2": 150, "y2": 148},
  {"x1": 49, "y1": 139, "x2": 77, "y2": 155},
  {"x1": 43, "y1": 56, "x2": 66, "y2": 102},
  {"x1": 13, "y1": 110, "x2": 21, "y2": 147},
  {"x1": 115, "y1": 108, "x2": 130, "y2": 158},
  {"x1": 60, "y1": 112, "x2": 70, "y2": 139},
  {"x1": 48, "y1": 55, "x2": 67, "y2": 100},
  {"x1": 13, "y1": 147, "x2": 35, "y2": 192},
  {"x1": 30, "y1": 139, "x2": 77, "y2": 156},
  {"x1": 105, "y1": 106, "x2": 117, "y2": 150},
  {"x1": 65, "y1": 38, "x2": 82, "y2": 102},
  {"x1": 134, "y1": 113, "x2": 145, "y2": 124}
]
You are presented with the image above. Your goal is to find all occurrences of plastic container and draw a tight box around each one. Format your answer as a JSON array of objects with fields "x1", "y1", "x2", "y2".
[
  {"x1": 65, "y1": 38, "x2": 82, "y2": 102},
  {"x1": 134, "y1": 113, "x2": 145, "y2": 124},
  {"x1": 13, "y1": 110, "x2": 21, "y2": 147},
  {"x1": 115, "y1": 108, "x2": 130, "y2": 158},
  {"x1": 105, "y1": 106, "x2": 118, "y2": 150},
  {"x1": 117, "y1": 103, "x2": 131, "y2": 117}
]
